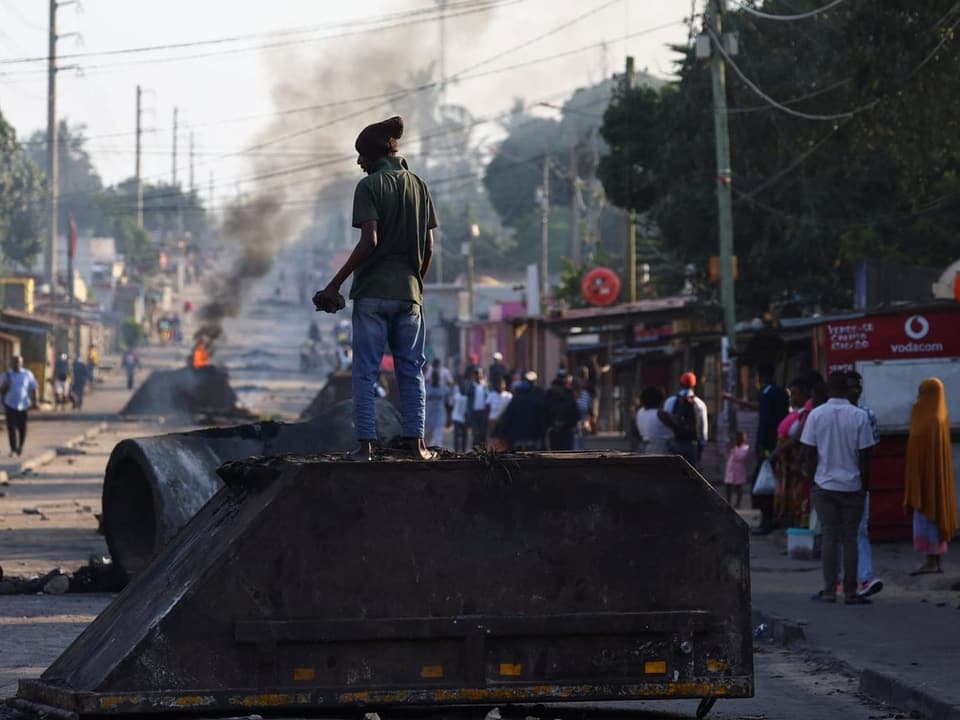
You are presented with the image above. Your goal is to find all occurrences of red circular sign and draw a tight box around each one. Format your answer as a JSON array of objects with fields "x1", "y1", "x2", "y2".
[{"x1": 581, "y1": 267, "x2": 622, "y2": 306}]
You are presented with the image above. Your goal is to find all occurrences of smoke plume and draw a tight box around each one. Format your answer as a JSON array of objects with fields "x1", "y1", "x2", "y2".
[{"x1": 193, "y1": 3, "x2": 502, "y2": 343}]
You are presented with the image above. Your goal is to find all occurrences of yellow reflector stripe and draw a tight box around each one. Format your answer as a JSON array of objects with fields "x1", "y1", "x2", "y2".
[
  {"x1": 644, "y1": 660, "x2": 667, "y2": 675},
  {"x1": 499, "y1": 663, "x2": 523, "y2": 677},
  {"x1": 293, "y1": 668, "x2": 315, "y2": 682},
  {"x1": 707, "y1": 659, "x2": 728, "y2": 672},
  {"x1": 420, "y1": 665, "x2": 445, "y2": 679}
]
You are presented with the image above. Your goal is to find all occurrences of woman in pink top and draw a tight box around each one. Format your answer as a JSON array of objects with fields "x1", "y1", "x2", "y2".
[
  {"x1": 724, "y1": 431, "x2": 751, "y2": 507},
  {"x1": 771, "y1": 376, "x2": 814, "y2": 524}
]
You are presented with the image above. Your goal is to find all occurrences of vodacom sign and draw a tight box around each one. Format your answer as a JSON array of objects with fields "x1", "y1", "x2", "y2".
[
  {"x1": 904, "y1": 315, "x2": 930, "y2": 341},
  {"x1": 824, "y1": 310, "x2": 960, "y2": 368},
  {"x1": 892, "y1": 314, "x2": 943, "y2": 354}
]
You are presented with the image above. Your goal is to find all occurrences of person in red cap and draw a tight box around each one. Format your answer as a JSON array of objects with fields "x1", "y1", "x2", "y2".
[{"x1": 658, "y1": 370, "x2": 709, "y2": 467}]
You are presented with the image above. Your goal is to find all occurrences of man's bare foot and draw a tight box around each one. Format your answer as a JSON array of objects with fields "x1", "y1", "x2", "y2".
[
  {"x1": 347, "y1": 441, "x2": 377, "y2": 462},
  {"x1": 406, "y1": 437, "x2": 438, "y2": 461}
]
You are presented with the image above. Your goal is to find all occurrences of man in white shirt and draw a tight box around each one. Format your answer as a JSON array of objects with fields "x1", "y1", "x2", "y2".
[
  {"x1": 800, "y1": 371, "x2": 877, "y2": 604},
  {"x1": 486, "y1": 376, "x2": 513, "y2": 446},
  {"x1": 467, "y1": 368, "x2": 488, "y2": 448},
  {"x1": 1, "y1": 356, "x2": 39, "y2": 457},
  {"x1": 450, "y1": 383, "x2": 469, "y2": 452},
  {"x1": 658, "y1": 371, "x2": 709, "y2": 467}
]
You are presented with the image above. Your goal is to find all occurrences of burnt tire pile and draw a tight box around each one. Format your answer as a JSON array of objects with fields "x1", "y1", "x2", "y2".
[{"x1": 120, "y1": 366, "x2": 239, "y2": 418}]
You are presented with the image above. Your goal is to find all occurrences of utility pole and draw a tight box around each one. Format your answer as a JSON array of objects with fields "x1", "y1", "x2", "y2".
[
  {"x1": 45, "y1": 0, "x2": 59, "y2": 289},
  {"x1": 189, "y1": 131, "x2": 195, "y2": 193},
  {"x1": 437, "y1": 0, "x2": 447, "y2": 104},
  {"x1": 570, "y1": 145, "x2": 582, "y2": 263},
  {"x1": 540, "y1": 154, "x2": 550, "y2": 312},
  {"x1": 707, "y1": 0, "x2": 738, "y2": 437},
  {"x1": 624, "y1": 56, "x2": 638, "y2": 303},
  {"x1": 171, "y1": 106, "x2": 178, "y2": 186},
  {"x1": 135, "y1": 85, "x2": 144, "y2": 228}
]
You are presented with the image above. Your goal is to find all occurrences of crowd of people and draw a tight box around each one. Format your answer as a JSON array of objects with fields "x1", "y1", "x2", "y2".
[
  {"x1": 630, "y1": 364, "x2": 956, "y2": 604},
  {"x1": 47, "y1": 345, "x2": 100, "y2": 411},
  {"x1": 420, "y1": 352, "x2": 598, "y2": 452}
]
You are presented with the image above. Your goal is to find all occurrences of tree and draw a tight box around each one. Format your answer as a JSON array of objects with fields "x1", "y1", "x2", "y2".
[
  {"x1": 97, "y1": 179, "x2": 208, "y2": 246},
  {"x1": 25, "y1": 120, "x2": 105, "y2": 233},
  {"x1": 0, "y1": 113, "x2": 45, "y2": 269},
  {"x1": 597, "y1": 0, "x2": 960, "y2": 316}
]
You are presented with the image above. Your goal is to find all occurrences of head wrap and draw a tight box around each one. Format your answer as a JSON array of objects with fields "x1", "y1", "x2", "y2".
[
  {"x1": 680, "y1": 371, "x2": 697, "y2": 388},
  {"x1": 355, "y1": 116, "x2": 404, "y2": 161},
  {"x1": 904, "y1": 378, "x2": 958, "y2": 541}
]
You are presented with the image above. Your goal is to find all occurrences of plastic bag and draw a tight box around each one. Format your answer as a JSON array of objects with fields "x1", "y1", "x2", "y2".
[
  {"x1": 752, "y1": 459, "x2": 775, "y2": 496},
  {"x1": 808, "y1": 507, "x2": 821, "y2": 534}
]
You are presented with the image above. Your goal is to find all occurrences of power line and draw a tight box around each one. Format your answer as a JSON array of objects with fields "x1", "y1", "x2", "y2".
[
  {"x1": 96, "y1": 87, "x2": 618, "y2": 215},
  {"x1": 129, "y1": 7, "x2": 673, "y2": 189},
  {"x1": 0, "y1": 1, "x2": 522, "y2": 79},
  {"x1": 728, "y1": 0, "x2": 846, "y2": 22},
  {"x1": 54, "y1": 82, "x2": 595, "y2": 207},
  {"x1": 708, "y1": 3, "x2": 960, "y2": 123},
  {"x1": 731, "y1": 185, "x2": 959, "y2": 229},
  {"x1": 0, "y1": 0, "x2": 518, "y2": 67},
  {"x1": 73, "y1": 19, "x2": 678, "y2": 146},
  {"x1": 736, "y1": 122, "x2": 847, "y2": 199},
  {"x1": 726, "y1": 78, "x2": 851, "y2": 113},
  {"x1": 705, "y1": 25, "x2": 870, "y2": 120}
]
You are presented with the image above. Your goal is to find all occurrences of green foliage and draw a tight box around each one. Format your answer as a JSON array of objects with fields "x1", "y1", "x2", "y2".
[
  {"x1": 99, "y1": 179, "x2": 208, "y2": 242},
  {"x1": 0, "y1": 114, "x2": 45, "y2": 268},
  {"x1": 104, "y1": 209, "x2": 157, "y2": 277},
  {"x1": 25, "y1": 120, "x2": 105, "y2": 233},
  {"x1": 597, "y1": 0, "x2": 960, "y2": 316},
  {"x1": 121, "y1": 318, "x2": 144, "y2": 349},
  {"x1": 483, "y1": 114, "x2": 566, "y2": 228},
  {"x1": 554, "y1": 247, "x2": 619, "y2": 309}
]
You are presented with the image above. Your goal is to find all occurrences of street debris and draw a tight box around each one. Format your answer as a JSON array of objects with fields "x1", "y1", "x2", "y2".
[{"x1": 0, "y1": 557, "x2": 124, "y2": 595}]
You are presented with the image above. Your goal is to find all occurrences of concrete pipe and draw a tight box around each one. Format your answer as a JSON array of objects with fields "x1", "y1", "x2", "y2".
[{"x1": 102, "y1": 397, "x2": 402, "y2": 580}]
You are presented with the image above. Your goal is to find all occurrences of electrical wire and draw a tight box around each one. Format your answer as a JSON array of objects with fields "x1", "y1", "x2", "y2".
[
  {"x1": 0, "y1": 0, "x2": 518, "y2": 67},
  {"x1": 731, "y1": 185, "x2": 959, "y2": 229},
  {"x1": 67, "y1": 19, "x2": 679, "y2": 146},
  {"x1": 728, "y1": 0, "x2": 846, "y2": 22},
  {"x1": 736, "y1": 122, "x2": 846, "y2": 199},
  {"x1": 56, "y1": 83, "x2": 601, "y2": 207},
  {"x1": 0, "y1": 1, "x2": 523, "y2": 78},
  {"x1": 726, "y1": 78, "x2": 851, "y2": 113},
  {"x1": 706, "y1": 25, "x2": 872, "y2": 120},
  {"x1": 128, "y1": 9, "x2": 675, "y2": 189}
]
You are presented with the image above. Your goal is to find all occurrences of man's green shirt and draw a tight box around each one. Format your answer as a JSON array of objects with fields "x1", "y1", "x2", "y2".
[{"x1": 350, "y1": 156, "x2": 438, "y2": 305}]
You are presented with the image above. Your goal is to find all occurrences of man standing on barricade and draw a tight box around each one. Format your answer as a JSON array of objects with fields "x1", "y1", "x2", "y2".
[{"x1": 314, "y1": 116, "x2": 439, "y2": 461}]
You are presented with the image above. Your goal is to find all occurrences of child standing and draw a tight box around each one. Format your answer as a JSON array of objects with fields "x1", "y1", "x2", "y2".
[
  {"x1": 450, "y1": 382, "x2": 469, "y2": 452},
  {"x1": 725, "y1": 431, "x2": 751, "y2": 508}
]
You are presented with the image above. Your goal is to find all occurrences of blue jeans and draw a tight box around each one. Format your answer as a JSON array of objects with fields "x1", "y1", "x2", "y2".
[{"x1": 352, "y1": 297, "x2": 426, "y2": 441}]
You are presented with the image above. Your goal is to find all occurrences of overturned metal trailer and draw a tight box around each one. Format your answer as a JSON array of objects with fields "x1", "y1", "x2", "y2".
[
  {"x1": 102, "y1": 397, "x2": 402, "y2": 580},
  {"x1": 19, "y1": 453, "x2": 753, "y2": 718}
]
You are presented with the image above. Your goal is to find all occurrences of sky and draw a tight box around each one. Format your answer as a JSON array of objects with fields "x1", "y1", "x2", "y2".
[{"x1": 0, "y1": 0, "x2": 695, "y2": 205}]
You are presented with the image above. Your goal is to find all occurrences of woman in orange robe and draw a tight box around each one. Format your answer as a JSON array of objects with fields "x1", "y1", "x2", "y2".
[{"x1": 904, "y1": 378, "x2": 958, "y2": 575}]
